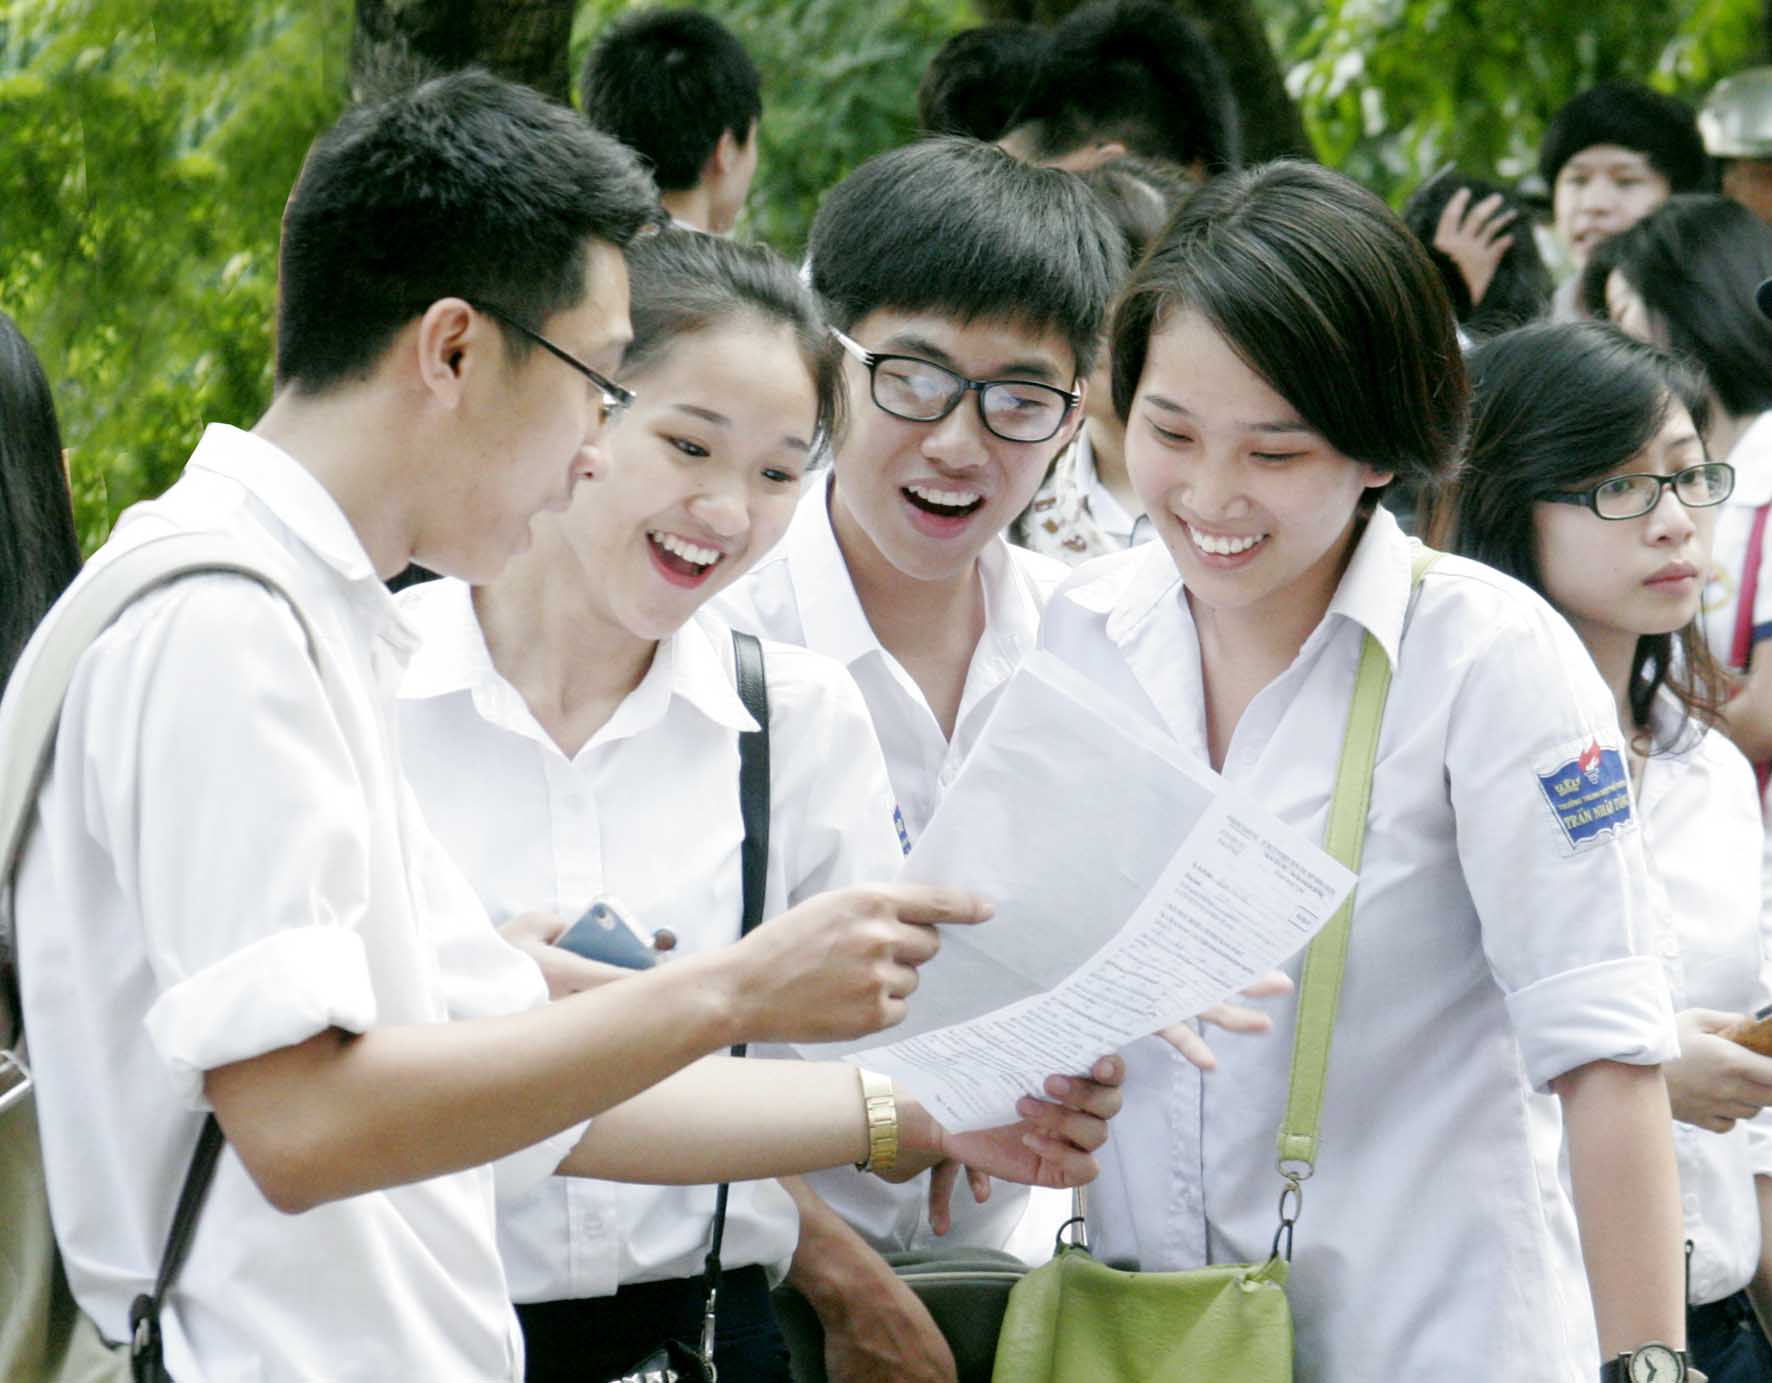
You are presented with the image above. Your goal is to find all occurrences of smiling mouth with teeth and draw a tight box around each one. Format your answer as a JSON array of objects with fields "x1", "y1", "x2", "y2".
[
  {"x1": 1186, "y1": 523, "x2": 1268, "y2": 557},
  {"x1": 903, "y1": 482, "x2": 986, "y2": 518},
  {"x1": 648, "y1": 530, "x2": 724, "y2": 578}
]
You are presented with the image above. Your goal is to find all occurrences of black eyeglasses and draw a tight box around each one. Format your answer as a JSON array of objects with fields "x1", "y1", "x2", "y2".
[
  {"x1": 1542, "y1": 461, "x2": 1735, "y2": 520},
  {"x1": 831, "y1": 328, "x2": 1079, "y2": 444},
  {"x1": 469, "y1": 300, "x2": 635, "y2": 428}
]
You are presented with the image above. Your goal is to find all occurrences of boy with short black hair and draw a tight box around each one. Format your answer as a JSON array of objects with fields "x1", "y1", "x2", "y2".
[
  {"x1": 916, "y1": 22, "x2": 1047, "y2": 142},
  {"x1": 714, "y1": 135, "x2": 1122, "y2": 1381},
  {"x1": 580, "y1": 7, "x2": 762, "y2": 234},
  {"x1": 997, "y1": 0, "x2": 1240, "y2": 175}
]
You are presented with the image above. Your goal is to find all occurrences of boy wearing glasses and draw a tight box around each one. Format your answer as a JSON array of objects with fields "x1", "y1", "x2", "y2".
[{"x1": 714, "y1": 136, "x2": 1122, "y2": 1381}]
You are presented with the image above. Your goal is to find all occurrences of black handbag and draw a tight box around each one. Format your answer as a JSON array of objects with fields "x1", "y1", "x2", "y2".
[{"x1": 605, "y1": 630, "x2": 771, "y2": 1383}]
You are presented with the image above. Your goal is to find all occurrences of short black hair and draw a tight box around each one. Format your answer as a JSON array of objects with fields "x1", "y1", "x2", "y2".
[
  {"x1": 277, "y1": 69, "x2": 657, "y2": 394},
  {"x1": 1539, "y1": 81, "x2": 1709, "y2": 192},
  {"x1": 1111, "y1": 160, "x2": 1467, "y2": 489},
  {"x1": 1442, "y1": 321, "x2": 1720, "y2": 748},
  {"x1": 1007, "y1": 0, "x2": 1239, "y2": 172},
  {"x1": 0, "y1": 310, "x2": 81, "y2": 687},
  {"x1": 580, "y1": 8, "x2": 761, "y2": 193},
  {"x1": 1401, "y1": 169, "x2": 1552, "y2": 337},
  {"x1": 808, "y1": 137, "x2": 1124, "y2": 377},
  {"x1": 1586, "y1": 194, "x2": 1772, "y2": 417},
  {"x1": 917, "y1": 23, "x2": 1048, "y2": 142},
  {"x1": 623, "y1": 228, "x2": 843, "y2": 454}
]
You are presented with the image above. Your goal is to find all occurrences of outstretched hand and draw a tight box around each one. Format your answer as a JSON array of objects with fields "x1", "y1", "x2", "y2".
[{"x1": 907, "y1": 1055, "x2": 1125, "y2": 1233}]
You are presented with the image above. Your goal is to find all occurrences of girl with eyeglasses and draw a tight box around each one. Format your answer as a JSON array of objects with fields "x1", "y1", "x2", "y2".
[
  {"x1": 1038, "y1": 161, "x2": 1689, "y2": 1381},
  {"x1": 1435, "y1": 320, "x2": 1772, "y2": 1383},
  {"x1": 1584, "y1": 195, "x2": 1772, "y2": 789}
]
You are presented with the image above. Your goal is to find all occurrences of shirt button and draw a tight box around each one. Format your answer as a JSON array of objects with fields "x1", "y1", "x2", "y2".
[{"x1": 1683, "y1": 1193, "x2": 1701, "y2": 1215}]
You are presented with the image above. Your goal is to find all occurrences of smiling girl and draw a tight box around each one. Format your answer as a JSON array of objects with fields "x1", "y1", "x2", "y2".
[
  {"x1": 1441, "y1": 321, "x2": 1772, "y2": 1383},
  {"x1": 390, "y1": 229, "x2": 1120, "y2": 1383},
  {"x1": 1039, "y1": 162, "x2": 1690, "y2": 1381}
]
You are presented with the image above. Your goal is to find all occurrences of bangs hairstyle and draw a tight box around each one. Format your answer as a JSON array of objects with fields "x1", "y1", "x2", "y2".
[
  {"x1": 808, "y1": 137, "x2": 1124, "y2": 377},
  {"x1": 1111, "y1": 161, "x2": 1468, "y2": 489},
  {"x1": 1438, "y1": 321, "x2": 1722, "y2": 750},
  {"x1": 0, "y1": 310, "x2": 80, "y2": 686},
  {"x1": 1585, "y1": 195, "x2": 1772, "y2": 418},
  {"x1": 621, "y1": 228, "x2": 843, "y2": 455},
  {"x1": 277, "y1": 68, "x2": 657, "y2": 394}
]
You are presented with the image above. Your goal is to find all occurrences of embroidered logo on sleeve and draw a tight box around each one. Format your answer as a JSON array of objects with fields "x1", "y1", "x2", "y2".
[
  {"x1": 893, "y1": 805, "x2": 912, "y2": 856},
  {"x1": 1535, "y1": 738, "x2": 1634, "y2": 852}
]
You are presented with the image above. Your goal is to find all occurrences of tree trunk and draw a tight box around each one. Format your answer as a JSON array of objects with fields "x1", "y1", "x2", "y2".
[
  {"x1": 351, "y1": 0, "x2": 577, "y2": 104},
  {"x1": 975, "y1": 0, "x2": 1315, "y2": 164}
]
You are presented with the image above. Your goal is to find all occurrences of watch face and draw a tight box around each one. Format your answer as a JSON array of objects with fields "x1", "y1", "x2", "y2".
[{"x1": 1628, "y1": 1344, "x2": 1683, "y2": 1383}]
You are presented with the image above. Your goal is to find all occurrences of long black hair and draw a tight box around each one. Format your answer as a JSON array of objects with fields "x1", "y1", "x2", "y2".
[
  {"x1": 0, "y1": 309, "x2": 81, "y2": 687},
  {"x1": 1435, "y1": 320, "x2": 1724, "y2": 749},
  {"x1": 621, "y1": 228, "x2": 843, "y2": 454}
]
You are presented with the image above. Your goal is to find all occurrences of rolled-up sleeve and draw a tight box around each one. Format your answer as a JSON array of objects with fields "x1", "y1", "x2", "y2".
[
  {"x1": 1444, "y1": 584, "x2": 1678, "y2": 1088},
  {"x1": 73, "y1": 575, "x2": 384, "y2": 1103}
]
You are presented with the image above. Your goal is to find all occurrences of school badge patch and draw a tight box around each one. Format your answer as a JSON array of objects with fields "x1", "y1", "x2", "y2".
[{"x1": 1535, "y1": 737, "x2": 1633, "y2": 853}]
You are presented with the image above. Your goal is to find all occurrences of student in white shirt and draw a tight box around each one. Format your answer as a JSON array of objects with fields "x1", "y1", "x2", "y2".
[
  {"x1": 1040, "y1": 160, "x2": 1691, "y2": 1382},
  {"x1": 395, "y1": 228, "x2": 1114, "y2": 1382},
  {"x1": 1442, "y1": 320, "x2": 1772, "y2": 1383},
  {"x1": 11, "y1": 75, "x2": 1119, "y2": 1383},
  {"x1": 1586, "y1": 196, "x2": 1772, "y2": 786}
]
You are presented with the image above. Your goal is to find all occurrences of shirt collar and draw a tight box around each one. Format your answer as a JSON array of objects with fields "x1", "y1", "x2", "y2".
[
  {"x1": 182, "y1": 423, "x2": 416, "y2": 659},
  {"x1": 185, "y1": 424, "x2": 382, "y2": 584},
  {"x1": 784, "y1": 473, "x2": 887, "y2": 667},
  {"x1": 1096, "y1": 504, "x2": 1415, "y2": 670},
  {"x1": 399, "y1": 583, "x2": 756, "y2": 738}
]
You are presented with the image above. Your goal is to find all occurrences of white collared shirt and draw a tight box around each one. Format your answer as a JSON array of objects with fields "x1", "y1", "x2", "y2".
[
  {"x1": 1701, "y1": 409, "x2": 1772, "y2": 674},
  {"x1": 15, "y1": 425, "x2": 576, "y2": 1382},
  {"x1": 395, "y1": 585, "x2": 904, "y2": 1299},
  {"x1": 1040, "y1": 509, "x2": 1678, "y2": 1383},
  {"x1": 1633, "y1": 703, "x2": 1772, "y2": 1306},
  {"x1": 710, "y1": 474, "x2": 1067, "y2": 1253}
]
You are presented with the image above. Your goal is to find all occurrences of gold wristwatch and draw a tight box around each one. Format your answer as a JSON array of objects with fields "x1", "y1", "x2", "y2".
[{"x1": 853, "y1": 1069, "x2": 898, "y2": 1176}]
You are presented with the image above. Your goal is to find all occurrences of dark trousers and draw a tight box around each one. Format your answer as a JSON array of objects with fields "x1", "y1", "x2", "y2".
[
  {"x1": 516, "y1": 1264, "x2": 791, "y2": 1383},
  {"x1": 1688, "y1": 1290, "x2": 1772, "y2": 1383}
]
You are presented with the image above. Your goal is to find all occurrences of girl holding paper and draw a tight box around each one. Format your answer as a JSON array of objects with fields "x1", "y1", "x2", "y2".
[
  {"x1": 1038, "y1": 162, "x2": 1691, "y2": 1381},
  {"x1": 1439, "y1": 320, "x2": 1772, "y2": 1383}
]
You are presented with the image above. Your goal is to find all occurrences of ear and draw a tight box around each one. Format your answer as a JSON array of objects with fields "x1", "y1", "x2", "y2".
[
  {"x1": 412, "y1": 298, "x2": 480, "y2": 409},
  {"x1": 1362, "y1": 465, "x2": 1396, "y2": 491},
  {"x1": 709, "y1": 126, "x2": 745, "y2": 178}
]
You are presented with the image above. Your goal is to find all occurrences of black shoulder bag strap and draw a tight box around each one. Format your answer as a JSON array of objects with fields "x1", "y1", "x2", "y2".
[{"x1": 692, "y1": 630, "x2": 771, "y2": 1377}]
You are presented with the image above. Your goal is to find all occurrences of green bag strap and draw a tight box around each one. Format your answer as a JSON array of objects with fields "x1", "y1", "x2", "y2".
[{"x1": 1273, "y1": 546, "x2": 1440, "y2": 1187}]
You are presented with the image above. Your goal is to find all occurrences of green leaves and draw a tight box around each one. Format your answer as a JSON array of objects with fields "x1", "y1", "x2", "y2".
[{"x1": 0, "y1": 0, "x2": 350, "y2": 551}]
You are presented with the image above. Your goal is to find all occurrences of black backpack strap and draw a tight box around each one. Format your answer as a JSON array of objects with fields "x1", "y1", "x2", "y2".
[
  {"x1": 697, "y1": 630, "x2": 771, "y2": 1371},
  {"x1": 128, "y1": 1113, "x2": 224, "y2": 1379}
]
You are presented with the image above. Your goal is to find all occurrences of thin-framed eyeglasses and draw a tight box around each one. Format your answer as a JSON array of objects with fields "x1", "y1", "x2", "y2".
[
  {"x1": 830, "y1": 327, "x2": 1078, "y2": 444},
  {"x1": 469, "y1": 300, "x2": 635, "y2": 428},
  {"x1": 1542, "y1": 461, "x2": 1735, "y2": 520}
]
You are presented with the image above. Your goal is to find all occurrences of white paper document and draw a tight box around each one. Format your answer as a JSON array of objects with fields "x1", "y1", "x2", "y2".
[{"x1": 798, "y1": 652, "x2": 1356, "y2": 1131}]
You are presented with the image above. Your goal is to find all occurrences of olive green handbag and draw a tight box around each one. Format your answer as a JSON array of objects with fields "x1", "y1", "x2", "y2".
[{"x1": 989, "y1": 548, "x2": 1439, "y2": 1383}]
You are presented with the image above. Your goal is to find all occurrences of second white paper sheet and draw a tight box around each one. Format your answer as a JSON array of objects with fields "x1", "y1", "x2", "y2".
[{"x1": 799, "y1": 651, "x2": 1356, "y2": 1131}]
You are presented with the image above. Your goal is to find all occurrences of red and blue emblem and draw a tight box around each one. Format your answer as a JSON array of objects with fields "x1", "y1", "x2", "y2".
[{"x1": 1536, "y1": 737, "x2": 1633, "y2": 852}]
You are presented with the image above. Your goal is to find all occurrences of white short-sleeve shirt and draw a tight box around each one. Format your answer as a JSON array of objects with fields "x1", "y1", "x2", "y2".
[
  {"x1": 1040, "y1": 508, "x2": 1678, "y2": 1383},
  {"x1": 395, "y1": 583, "x2": 905, "y2": 1299},
  {"x1": 14, "y1": 425, "x2": 576, "y2": 1382},
  {"x1": 1632, "y1": 705, "x2": 1772, "y2": 1305},
  {"x1": 710, "y1": 474, "x2": 1066, "y2": 1253}
]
